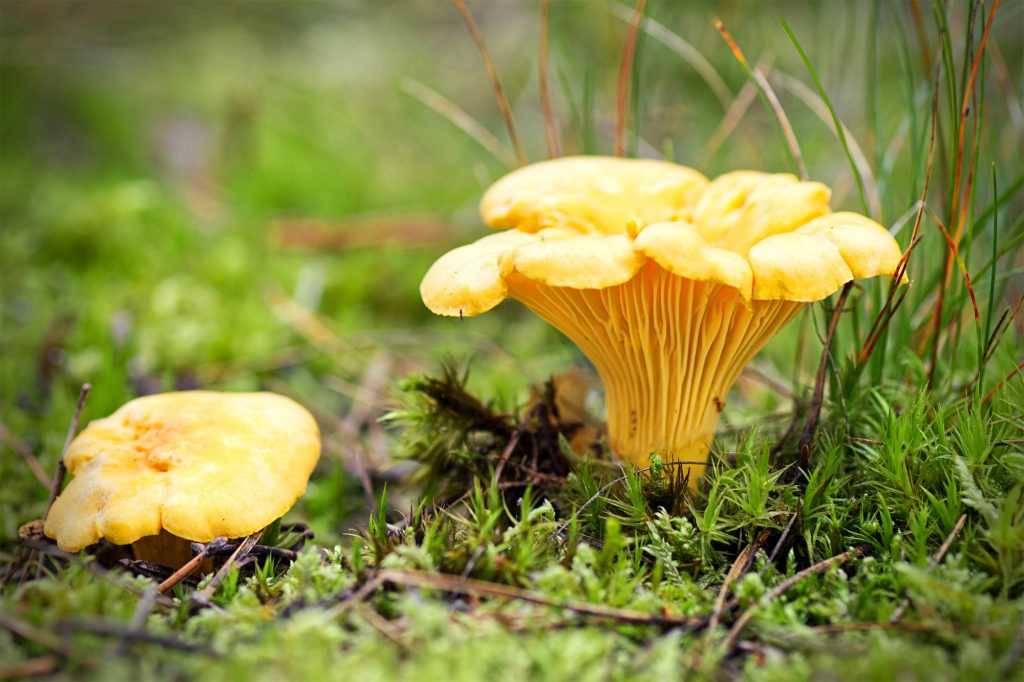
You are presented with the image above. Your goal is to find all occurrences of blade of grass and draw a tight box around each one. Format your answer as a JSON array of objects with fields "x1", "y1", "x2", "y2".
[
  {"x1": 715, "y1": 20, "x2": 805, "y2": 178},
  {"x1": 611, "y1": 5, "x2": 731, "y2": 109},
  {"x1": 402, "y1": 80, "x2": 519, "y2": 169},
  {"x1": 698, "y1": 55, "x2": 773, "y2": 168},
  {"x1": 453, "y1": 0, "x2": 528, "y2": 167},
  {"x1": 615, "y1": 0, "x2": 647, "y2": 157},
  {"x1": 979, "y1": 166, "x2": 998, "y2": 390},
  {"x1": 927, "y1": 0, "x2": 999, "y2": 385},
  {"x1": 772, "y1": 71, "x2": 880, "y2": 217},
  {"x1": 781, "y1": 19, "x2": 870, "y2": 216},
  {"x1": 538, "y1": 0, "x2": 561, "y2": 158},
  {"x1": 858, "y1": 60, "x2": 941, "y2": 366}
]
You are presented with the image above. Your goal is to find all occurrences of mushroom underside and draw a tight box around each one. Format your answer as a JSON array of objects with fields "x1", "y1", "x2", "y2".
[{"x1": 507, "y1": 263, "x2": 803, "y2": 480}]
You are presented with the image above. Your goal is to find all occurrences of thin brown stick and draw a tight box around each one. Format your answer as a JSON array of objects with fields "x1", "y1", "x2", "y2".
[
  {"x1": 376, "y1": 567, "x2": 698, "y2": 627},
  {"x1": 615, "y1": 0, "x2": 647, "y2": 157},
  {"x1": 453, "y1": 0, "x2": 527, "y2": 166},
  {"x1": 0, "y1": 421, "x2": 50, "y2": 488},
  {"x1": 538, "y1": 0, "x2": 560, "y2": 158},
  {"x1": 721, "y1": 548, "x2": 861, "y2": 653},
  {"x1": 982, "y1": 361, "x2": 1024, "y2": 404},
  {"x1": 767, "y1": 512, "x2": 798, "y2": 563},
  {"x1": 157, "y1": 538, "x2": 227, "y2": 594},
  {"x1": 889, "y1": 513, "x2": 967, "y2": 624},
  {"x1": 0, "y1": 657, "x2": 60, "y2": 681},
  {"x1": 43, "y1": 383, "x2": 91, "y2": 522},
  {"x1": 708, "y1": 538, "x2": 758, "y2": 632},
  {"x1": 983, "y1": 297, "x2": 1024, "y2": 366},
  {"x1": 798, "y1": 283, "x2": 853, "y2": 467}
]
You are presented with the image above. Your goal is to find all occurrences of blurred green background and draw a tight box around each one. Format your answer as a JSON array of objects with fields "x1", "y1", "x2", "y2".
[{"x1": 2, "y1": 0, "x2": 1021, "y2": 547}]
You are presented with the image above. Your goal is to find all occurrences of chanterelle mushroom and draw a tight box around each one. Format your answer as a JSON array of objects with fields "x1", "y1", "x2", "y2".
[
  {"x1": 421, "y1": 156, "x2": 905, "y2": 481},
  {"x1": 44, "y1": 391, "x2": 321, "y2": 566}
]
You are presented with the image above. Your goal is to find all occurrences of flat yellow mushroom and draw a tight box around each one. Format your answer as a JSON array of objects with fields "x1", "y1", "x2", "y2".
[
  {"x1": 43, "y1": 391, "x2": 321, "y2": 567},
  {"x1": 421, "y1": 156, "x2": 906, "y2": 482}
]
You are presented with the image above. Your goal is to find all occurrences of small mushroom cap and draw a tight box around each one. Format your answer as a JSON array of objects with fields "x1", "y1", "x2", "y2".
[
  {"x1": 422, "y1": 157, "x2": 906, "y2": 314},
  {"x1": 44, "y1": 391, "x2": 321, "y2": 551}
]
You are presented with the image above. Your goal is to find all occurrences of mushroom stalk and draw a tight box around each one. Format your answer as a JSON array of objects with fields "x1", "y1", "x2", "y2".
[
  {"x1": 132, "y1": 530, "x2": 207, "y2": 569},
  {"x1": 509, "y1": 265, "x2": 801, "y2": 477}
]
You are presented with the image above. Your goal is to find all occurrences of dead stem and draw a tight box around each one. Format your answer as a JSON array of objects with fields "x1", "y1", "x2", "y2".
[
  {"x1": 927, "y1": 0, "x2": 1000, "y2": 385},
  {"x1": 537, "y1": 0, "x2": 560, "y2": 158},
  {"x1": 453, "y1": 0, "x2": 527, "y2": 166},
  {"x1": 614, "y1": 0, "x2": 647, "y2": 157},
  {"x1": 889, "y1": 513, "x2": 967, "y2": 624},
  {"x1": 982, "y1": 361, "x2": 1024, "y2": 404},
  {"x1": 858, "y1": 61, "x2": 941, "y2": 366},
  {"x1": 797, "y1": 282, "x2": 853, "y2": 469},
  {"x1": 192, "y1": 531, "x2": 263, "y2": 607},
  {"x1": 43, "y1": 383, "x2": 91, "y2": 522},
  {"x1": 0, "y1": 421, "x2": 50, "y2": 489},
  {"x1": 767, "y1": 512, "x2": 798, "y2": 563},
  {"x1": 708, "y1": 534, "x2": 763, "y2": 632},
  {"x1": 720, "y1": 547, "x2": 862, "y2": 654}
]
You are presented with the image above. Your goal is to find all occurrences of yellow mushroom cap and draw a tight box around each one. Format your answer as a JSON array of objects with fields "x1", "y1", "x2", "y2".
[
  {"x1": 44, "y1": 391, "x2": 321, "y2": 552},
  {"x1": 421, "y1": 157, "x2": 905, "y2": 476},
  {"x1": 423, "y1": 158, "x2": 904, "y2": 311}
]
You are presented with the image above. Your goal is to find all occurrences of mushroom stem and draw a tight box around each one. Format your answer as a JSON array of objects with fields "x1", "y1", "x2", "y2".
[
  {"x1": 508, "y1": 263, "x2": 802, "y2": 481},
  {"x1": 132, "y1": 530, "x2": 204, "y2": 570}
]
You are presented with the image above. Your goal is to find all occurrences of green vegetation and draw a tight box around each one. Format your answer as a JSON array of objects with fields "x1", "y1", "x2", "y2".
[{"x1": 2, "y1": 2, "x2": 1021, "y2": 680}]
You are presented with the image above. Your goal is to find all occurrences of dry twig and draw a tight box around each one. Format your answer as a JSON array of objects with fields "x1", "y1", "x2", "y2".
[
  {"x1": 721, "y1": 547, "x2": 862, "y2": 653},
  {"x1": 43, "y1": 384, "x2": 91, "y2": 522}
]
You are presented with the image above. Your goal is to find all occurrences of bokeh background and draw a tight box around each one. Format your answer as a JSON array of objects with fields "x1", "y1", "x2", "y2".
[{"x1": 2, "y1": 0, "x2": 1021, "y2": 546}]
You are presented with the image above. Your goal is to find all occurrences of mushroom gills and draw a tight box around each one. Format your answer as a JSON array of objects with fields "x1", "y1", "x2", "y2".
[{"x1": 507, "y1": 263, "x2": 802, "y2": 481}]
